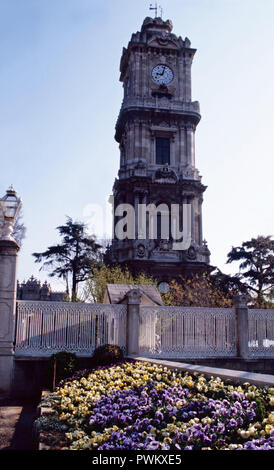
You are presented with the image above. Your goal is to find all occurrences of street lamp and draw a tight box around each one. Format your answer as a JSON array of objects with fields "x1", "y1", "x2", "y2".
[{"x1": 0, "y1": 185, "x2": 22, "y2": 242}]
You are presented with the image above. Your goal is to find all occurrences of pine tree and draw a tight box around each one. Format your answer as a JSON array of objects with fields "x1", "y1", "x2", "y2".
[{"x1": 33, "y1": 217, "x2": 102, "y2": 301}]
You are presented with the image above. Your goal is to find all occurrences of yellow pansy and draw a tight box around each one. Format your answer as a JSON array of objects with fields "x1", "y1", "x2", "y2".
[{"x1": 265, "y1": 424, "x2": 273, "y2": 434}]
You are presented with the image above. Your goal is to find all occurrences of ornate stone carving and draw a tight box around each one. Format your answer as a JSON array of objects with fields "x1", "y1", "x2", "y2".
[
  {"x1": 184, "y1": 37, "x2": 191, "y2": 48},
  {"x1": 182, "y1": 167, "x2": 200, "y2": 180},
  {"x1": 187, "y1": 245, "x2": 197, "y2": 260},
  {"x1": 157, "y1": 239, "x2": 172, "y2": 251},
  {"x1": 233, "y1": 293, "x2": 249, "y2": 309},
  {"x1": 141, "y1": 17, "x2": 173, "y2": 34},
  {"x1": 136, "y1": 243, "x2": 146, "y2": 258},
  {"x1": 126, "y1": 289, "x2": 142, "y2": 305},
  {"x1": 154, "y1": 166, "x2": 178, "y2": 184},
  {"x1": 134, "y1": 159, "x2": 146, "y2": 169}
]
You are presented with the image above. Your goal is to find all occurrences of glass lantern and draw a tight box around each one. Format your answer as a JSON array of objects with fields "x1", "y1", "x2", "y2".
[{"x1": 0, "y1": 186, "x2": 22, "y2": 242}]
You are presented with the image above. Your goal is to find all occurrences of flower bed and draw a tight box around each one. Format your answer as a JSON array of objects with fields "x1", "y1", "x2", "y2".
[{"x1": 35, "y1": 360, "x2": 274, "y2": 450}]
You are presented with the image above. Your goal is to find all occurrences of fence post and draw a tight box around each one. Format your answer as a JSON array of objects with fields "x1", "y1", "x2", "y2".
[
  {"x1": 0, "y1": 239, "x2": 20, "y2": 396},
  {"x1": 126, "y1": 289, "x2": 142, "y2": 356},
  {"x1": 233, "y1": 293, "x2": 249, "y2": 359}
]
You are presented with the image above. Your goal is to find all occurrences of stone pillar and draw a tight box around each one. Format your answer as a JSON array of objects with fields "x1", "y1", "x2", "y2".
[
  {"x1": 0, "y1": 239, "x2": 19, "y2": 395},
  {"x1": 126, "y1": 289, "x2": 142, "y2": 355},
  {"x1": 233, "y1": 294, "x2": 249, "y2": 359}
]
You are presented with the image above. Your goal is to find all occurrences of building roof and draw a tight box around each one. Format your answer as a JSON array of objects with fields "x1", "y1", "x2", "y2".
[{"x1": 104, "y1": 284, "x2": 163, "y2": 306}]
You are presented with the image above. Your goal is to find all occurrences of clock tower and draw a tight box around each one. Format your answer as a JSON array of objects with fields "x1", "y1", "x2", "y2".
[{"x1": 107, "y1": 16, "x2": 211, "y2": 282}]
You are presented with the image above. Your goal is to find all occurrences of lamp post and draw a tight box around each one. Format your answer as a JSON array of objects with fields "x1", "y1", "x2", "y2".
[
  {"x1": 0, "y1": 185, "x2": 22, "y2": 242},
  {"x1": 0, "y1": 186, "x2": 22, "y2": 397}
]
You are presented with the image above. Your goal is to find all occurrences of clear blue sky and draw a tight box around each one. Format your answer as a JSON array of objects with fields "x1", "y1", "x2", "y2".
[{"x1": 1, "y1": 0, "x2": 273, "y2": 291}]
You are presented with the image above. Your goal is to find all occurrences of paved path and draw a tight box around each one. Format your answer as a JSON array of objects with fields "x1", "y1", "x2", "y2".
[{"x1": 0, "y1": 399, "x2": 39, "y2": 450}]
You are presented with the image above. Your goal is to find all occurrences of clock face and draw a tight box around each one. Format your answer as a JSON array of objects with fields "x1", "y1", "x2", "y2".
[
  {"x1": 158, "y1": 282, "x2": 170, "y2": 294},
  {"x1": 152, "y1": 65, "x2": 174, "y2": 85}
]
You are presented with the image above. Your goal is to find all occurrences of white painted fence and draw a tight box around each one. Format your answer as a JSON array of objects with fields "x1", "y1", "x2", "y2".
[
  {"x1": 14, "y1": 300, "x2": 274, "y2": 359},
  {"x1": 15, "y1": 300, "x2": 127, "y2": 356},
  {"x1": 248, "y1": 308, "x2": 274, "y2": 357},
  {"x1": 139, "y1": 306, "x2": 236, "y2": 358}
]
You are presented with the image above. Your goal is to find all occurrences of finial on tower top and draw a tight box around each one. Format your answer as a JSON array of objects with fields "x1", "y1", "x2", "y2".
[
  {"x1": 149, "y1": 3, "x2": 157, "y2": 18},
  {"x1": 149, "y1": 3, "x2": 163, "y2": 19}
]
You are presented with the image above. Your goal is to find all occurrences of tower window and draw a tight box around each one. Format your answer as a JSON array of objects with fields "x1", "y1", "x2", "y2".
[{"x1": 156, "y1": 137, "x2": 170, "y2": 165}]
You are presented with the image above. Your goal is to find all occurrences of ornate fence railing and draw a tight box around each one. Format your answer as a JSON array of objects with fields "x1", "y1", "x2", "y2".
[
  {"x1": 139, "y1": 306, "x2": 237, "y2": 358},
  {"x1": 14, "y1": 300, "x2": 274, "y2": 359},
  {"x1": 248, "y1": 308, "x2": 274, "y2": 357},
  {"x1": 15, "y1": 301, "x2": 127, "y2": 356}
]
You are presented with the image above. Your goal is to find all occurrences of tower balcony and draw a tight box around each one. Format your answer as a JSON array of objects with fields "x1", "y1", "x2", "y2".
[
  {"x1": 115, "y1": 97, "x2": 200, "y2": 141},
  {"x1": 120, "y1": 96, "x2": 200, "y2": 115}
]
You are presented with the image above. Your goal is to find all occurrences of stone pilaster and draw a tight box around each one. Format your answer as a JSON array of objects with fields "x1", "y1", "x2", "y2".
[
  {"x1": 233, "y1": 294, "x2": 250, "y2": 359},
  {"x1": 0, "y1": 239, "x2": 19, "y2": 395},
  {"x1": 126, "y1": 289, "x2": 142, "y2": 355},
  {"x1": 184, "y1": 55, "x2": 192, "y2": 101}
]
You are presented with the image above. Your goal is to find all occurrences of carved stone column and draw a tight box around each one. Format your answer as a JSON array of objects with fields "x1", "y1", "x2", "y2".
[{"x1": 0, "y1": 239, "x2": 19, "y2": 395}]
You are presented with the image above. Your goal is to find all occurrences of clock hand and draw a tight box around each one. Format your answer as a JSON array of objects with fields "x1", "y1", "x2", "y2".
[
  {"x1": 155, "y1": 67, "x2": 165, "y2": 78},
  {"x1": 160, "y1": 66, "x2": 166, "y2": 75}
]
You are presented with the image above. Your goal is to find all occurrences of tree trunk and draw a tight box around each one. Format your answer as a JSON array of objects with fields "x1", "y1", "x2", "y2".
[
  {"x1": 257, "y1": 276, "x2": 264, "y2": 307},
  {"x1": 72, "y1": 270, "x2": 77, "y2": 302}
]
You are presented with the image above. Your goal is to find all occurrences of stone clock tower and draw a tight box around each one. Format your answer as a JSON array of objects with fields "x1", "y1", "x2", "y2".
[{"x1": 107, "y1": 16, "x2": 211, "y2": 282}]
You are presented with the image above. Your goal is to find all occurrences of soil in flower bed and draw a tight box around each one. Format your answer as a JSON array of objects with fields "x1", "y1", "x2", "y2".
[{"x1": 34, "y1": 360, "x2": 274, "y2": 450}]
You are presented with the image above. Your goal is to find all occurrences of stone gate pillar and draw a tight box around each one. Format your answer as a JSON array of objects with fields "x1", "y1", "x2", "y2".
[
  {"x1": 0, "y1": 239, "x2": 20, "y2": 395},
  {"x1": 126, "y1": 289, "x2": 142, "y2": 355},
  {"x1": 233, "y1": 293, "x2": 249, "y2": 359}
]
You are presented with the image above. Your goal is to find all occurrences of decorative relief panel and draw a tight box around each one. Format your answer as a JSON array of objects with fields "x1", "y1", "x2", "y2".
[
  {"x1": 0, "y1": 256, "x2": 14, "y2": 290},
  {"x1": 0, "y1": 301, "x2": 11, "y2": 340}
]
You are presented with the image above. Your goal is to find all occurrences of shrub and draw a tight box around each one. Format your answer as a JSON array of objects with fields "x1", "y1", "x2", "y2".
[
  {"x1": 255, "y1": 396, "x2": 267, "y2": 422},
  {"x1": 84, "y1": 264, "x2": 155, "y2": 303},
  {"x1": 92, "y1": 344, "x2": 124, "y2": 366},
  {"x1": 49, "y1": 351, "x2": 78, "y2": 387}
]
